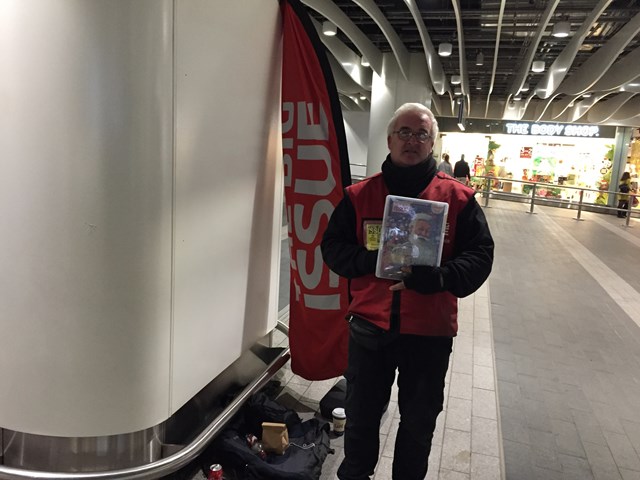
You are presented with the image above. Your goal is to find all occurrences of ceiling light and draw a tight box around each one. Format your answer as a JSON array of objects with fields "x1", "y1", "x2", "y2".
[
  {"x1": 322, "y1": 21, "x2": 337, "y2": 36},
  {"x1": 582, "y1": 92, "x2": 592, "y2": 98},
  {"x1": 457, "y1": 100, "x2": 465, "y2": 131},
  {"x1": 438, "y1": 42, "x2": 453, "y2": 57},
  {"x1": 514, "y1": 94, "x2": 522, "y2": 101},
  {"x1": 531, "y1": 60, "x2": 545, "y2": 73},
  {"x1": 552, "y1": 20, "x2": 571, "y2": 38},
  {"x1": 360, "y1": 56, "x2": 369, "y2": 67},
  {"x1": 475, "y1": 51, "x2": 484, "y2": 66},
  {"x1": 520, "y1": 83, "x2": 530, "y2": 92},
  {"x1": 454, "y1": 87, "x2": 462, "y2": 96},
  {"x1": 359, "y1": 93, "x2": 367, "y2": 100},
  {"x1": 476, "y1": 80, "x2": 482, "y2": 90},
  {"x1": 451, "y1": 75, "x2": 461, "y2": 85}
]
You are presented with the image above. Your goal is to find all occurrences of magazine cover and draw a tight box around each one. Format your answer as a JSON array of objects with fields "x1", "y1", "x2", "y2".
[{"x1": 375, "y1": 195, "x2": 449, "y2": 281}]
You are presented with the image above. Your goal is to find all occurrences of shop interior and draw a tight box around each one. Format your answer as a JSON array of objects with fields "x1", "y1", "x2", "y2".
[{"x1": 439, "y1": 132, "x2": 625, "y2": 205}]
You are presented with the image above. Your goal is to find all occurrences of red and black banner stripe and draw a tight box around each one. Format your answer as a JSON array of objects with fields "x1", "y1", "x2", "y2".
[{"x1": 281, "y1": 0, "x2": 351, "y2": 380}]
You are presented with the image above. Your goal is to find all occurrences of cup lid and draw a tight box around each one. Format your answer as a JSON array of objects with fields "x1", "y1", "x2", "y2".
[{"x1": 332, "y1": 407, "x2": 346, "y2": 418}]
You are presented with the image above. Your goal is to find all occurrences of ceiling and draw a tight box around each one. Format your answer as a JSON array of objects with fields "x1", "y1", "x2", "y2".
[{"x1": 302, "y1": 0, "x2": 640, "y2": 126}]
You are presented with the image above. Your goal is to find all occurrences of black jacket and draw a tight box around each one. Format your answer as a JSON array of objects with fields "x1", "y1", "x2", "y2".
[
  {"x1": 453, "y1": 159, "x2": 471, "y2": 179},
  {"x1": 321, "y1": 156, "x2": 494, "y2": 298}
]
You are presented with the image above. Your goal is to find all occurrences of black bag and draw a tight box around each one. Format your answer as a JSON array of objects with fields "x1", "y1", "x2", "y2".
[
  {"x1": 620, "y1": 183, "x2": 630, "y2": 193},
  {"x1": 212, "y1": 392, "x2": 333, "y2": 480},
  {"x1": 348, "y1": 314, "x2": 399, "y2": 350}
]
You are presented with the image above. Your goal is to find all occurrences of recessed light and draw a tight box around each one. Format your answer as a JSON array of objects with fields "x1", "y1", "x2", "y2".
[
  {"x1": 438, "y1": 43, "x2": 453, "y2": 57},
  {"x1": 552, "y1": 20, "x2": 570, "y2": 38},
  {"x1": 532, "y1": 60, "x2": 545, "y2": 73}
]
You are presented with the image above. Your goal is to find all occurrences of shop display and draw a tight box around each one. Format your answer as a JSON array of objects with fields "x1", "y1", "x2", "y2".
[{"x1": 441, "y1": 130, "x2": 616, "y2": 204}]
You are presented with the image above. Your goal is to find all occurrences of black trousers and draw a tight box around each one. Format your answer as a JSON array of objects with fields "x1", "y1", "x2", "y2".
[
  {"x1": 337, "y1": 334, "x2": 453, "y2": 480},
  {"x1": 617, "y1": 199, "x2": 629, "y2": 217}
]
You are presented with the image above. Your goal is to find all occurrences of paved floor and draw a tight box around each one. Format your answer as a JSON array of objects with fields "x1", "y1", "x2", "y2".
[
  {"x1": 488, "y1": 201, "x2": 640, "y2": 480},
  {"x1": 174, "y1": 199, "x2": 640, "y2": 479}
]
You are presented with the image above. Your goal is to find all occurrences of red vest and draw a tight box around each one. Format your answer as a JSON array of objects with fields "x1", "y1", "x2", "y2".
[{"x1": 346, "y1": 172, "x2": 474, "y2": 336}]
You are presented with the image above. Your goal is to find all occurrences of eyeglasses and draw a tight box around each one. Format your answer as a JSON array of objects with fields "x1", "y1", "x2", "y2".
[{"x1": 393, "y1": 128, "x2": 432, "y2": 143}]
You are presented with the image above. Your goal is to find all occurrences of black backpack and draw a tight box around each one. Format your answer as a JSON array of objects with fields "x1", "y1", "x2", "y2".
[{"x1": 212, "y1": 392, "x2": 333, "y2": 480}]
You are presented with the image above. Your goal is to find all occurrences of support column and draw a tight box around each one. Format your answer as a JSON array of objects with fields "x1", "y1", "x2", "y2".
[{"x1": 366, "y1": 53, "x2": 433, "y2": 176}]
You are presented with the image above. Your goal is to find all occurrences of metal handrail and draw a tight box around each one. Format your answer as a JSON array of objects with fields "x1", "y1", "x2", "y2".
[
  {"x1": 474, "y1": 175, "x2": 638, "y2": 223},
  {"x1": 0, "y1": 321, "x2": 291, "y2": 480}
]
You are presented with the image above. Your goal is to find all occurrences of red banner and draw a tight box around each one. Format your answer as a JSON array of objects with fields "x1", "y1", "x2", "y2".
[{"x1": 281, "y1": 0, "x2": 351, "y2": 380}]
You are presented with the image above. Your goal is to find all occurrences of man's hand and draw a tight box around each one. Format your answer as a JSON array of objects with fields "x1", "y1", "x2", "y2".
[{"x1": 389, "y1": 265, "x2": 444, "y2": 294}]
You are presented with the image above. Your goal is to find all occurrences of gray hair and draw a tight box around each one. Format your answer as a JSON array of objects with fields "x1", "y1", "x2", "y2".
[
  {"x1": 410, "y1": 213, "x2": 432, "y2": 225},
  {"x1": 386, "y1": 103, "x2": 439, "y2": 140}
]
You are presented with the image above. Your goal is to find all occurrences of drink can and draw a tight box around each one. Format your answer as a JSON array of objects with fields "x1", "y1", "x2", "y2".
[
  {"x1": 245, "y1": 434, "x2": 258, "y2": 448},
  {"x1": 208, "y1": 463, "x2": 224, "y2": 480}
]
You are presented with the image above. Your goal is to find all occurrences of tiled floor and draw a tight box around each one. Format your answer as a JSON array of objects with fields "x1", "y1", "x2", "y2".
[
  {"x1": 175, "y1": 199, "x2": 640, "y2": 480},
  {"x1": 487, "y1": 201, "x2": 640, "y2": 480}
]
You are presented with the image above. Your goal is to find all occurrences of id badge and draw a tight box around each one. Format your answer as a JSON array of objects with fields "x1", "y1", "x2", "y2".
[{"x1": 363, "y1": 220, "x2": 382, "y2": 251}]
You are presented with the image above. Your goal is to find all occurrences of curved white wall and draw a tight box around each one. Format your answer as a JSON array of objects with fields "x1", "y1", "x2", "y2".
[
  {"x1": 0, "y1": 0, "x2": 282, "y2": 437},
  {"x1": 171, "y1": 0, "x2": 283, "y2": 414}
]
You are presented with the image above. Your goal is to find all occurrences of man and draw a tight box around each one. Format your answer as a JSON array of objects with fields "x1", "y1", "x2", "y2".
[
  {"x1": 394, "y1": 213, "x2": 439, "y2": 267},
  {"x1": 321, "y1": 103, "x2": 494, "y2": 480},
  {"x1": 380, "y1": 211, "x2": 440, "y2": 280},
  {"x1": 406, "y1": 213, "x2": 439, "y2": 264},
  {"x1": 453, "y1": 153, "x2": 471, "y2": 185}
]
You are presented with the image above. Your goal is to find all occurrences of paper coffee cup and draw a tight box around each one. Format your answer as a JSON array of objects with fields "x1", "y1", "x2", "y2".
[{"x1": 332, "y1": 407, "x2": 346, "y2": 435}]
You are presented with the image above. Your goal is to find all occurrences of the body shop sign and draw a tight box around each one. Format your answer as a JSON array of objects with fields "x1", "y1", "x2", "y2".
[{"x1": 505, "y1": 122, "x2": 605, "y2": 137}]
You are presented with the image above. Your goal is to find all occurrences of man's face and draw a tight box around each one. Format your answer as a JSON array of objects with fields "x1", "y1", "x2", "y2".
[
  {"x1": 387, "y1": 111, "x2": 434, "y2": 167},
  {"x1": 412, "y1": 219, "x2": 430, "y2": 238}
]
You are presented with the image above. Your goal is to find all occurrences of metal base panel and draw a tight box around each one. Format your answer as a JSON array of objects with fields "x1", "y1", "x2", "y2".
[{"x1": 0, "y1": 323, "x2": 290, "y2": 479}]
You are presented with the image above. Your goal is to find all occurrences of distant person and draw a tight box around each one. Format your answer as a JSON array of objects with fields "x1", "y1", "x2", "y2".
[
  {"x1": 453, "y1": 154, "x2": 471, "y2": 185},
  {"x1": 617, "y1": 171, "x2": 632, "y2": 218},
  {"x1": 437, "y1": 153, "x2": 453, "y2": 176}
]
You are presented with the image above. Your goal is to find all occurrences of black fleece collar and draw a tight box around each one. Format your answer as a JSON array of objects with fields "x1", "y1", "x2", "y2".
[{"x1": 381, "y1": 154, "x2": 436, "y2": 197}]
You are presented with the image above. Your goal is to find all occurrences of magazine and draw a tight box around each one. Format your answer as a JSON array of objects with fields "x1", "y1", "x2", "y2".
[{"x1": 375, "y1": 195, "x2": 449, "y2": 281}]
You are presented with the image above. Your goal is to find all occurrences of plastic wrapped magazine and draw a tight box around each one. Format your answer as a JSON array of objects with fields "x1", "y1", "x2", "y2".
[{"x1": 375, "y1": 195, "x2": 449, "y2": 281}]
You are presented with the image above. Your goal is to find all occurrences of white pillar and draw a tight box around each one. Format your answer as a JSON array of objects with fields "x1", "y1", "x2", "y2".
[{"x1": 366, "y1": 53, "x2": 433, "y2": 176}]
